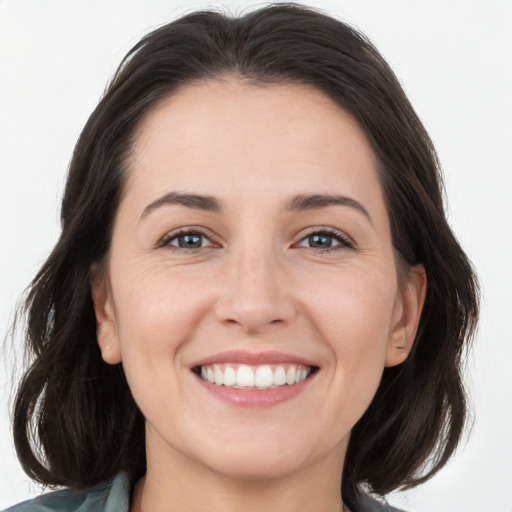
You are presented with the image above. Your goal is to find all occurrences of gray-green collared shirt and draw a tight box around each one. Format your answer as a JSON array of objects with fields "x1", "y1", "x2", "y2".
[{"x1": 3, "y1": 472, "x2": 405, "y2": 512}]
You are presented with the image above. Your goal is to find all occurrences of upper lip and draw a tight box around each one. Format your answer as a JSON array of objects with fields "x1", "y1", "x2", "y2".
[{"x1": 191, "y1": 350, "x2": 318, "y2": 368}]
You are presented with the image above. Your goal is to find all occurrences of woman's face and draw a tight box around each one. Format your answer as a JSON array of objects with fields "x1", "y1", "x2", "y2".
[{"x1": 93, "y1": 78, "x2": 424, "y2": 481}]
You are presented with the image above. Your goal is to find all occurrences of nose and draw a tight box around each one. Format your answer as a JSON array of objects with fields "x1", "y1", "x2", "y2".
[{"x1": 213, "y1": 245, "x2": 296, "y2": 334}]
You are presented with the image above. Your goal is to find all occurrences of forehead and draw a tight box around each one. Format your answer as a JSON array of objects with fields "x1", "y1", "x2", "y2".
[{"x1": 125, "y1": 78, "x2": 385, "y2": 218}]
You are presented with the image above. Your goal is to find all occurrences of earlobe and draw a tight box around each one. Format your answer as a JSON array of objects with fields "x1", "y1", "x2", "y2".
[
  {"x1": 91, "y1": 275, "x2": 122, "y2": 365},
  {"x1": 385, "y1": 265, "x2": 427, "y2": 367}
]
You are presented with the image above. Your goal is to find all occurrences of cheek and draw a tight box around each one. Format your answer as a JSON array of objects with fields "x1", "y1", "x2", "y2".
[
  {"x1": 302, "y1": 266, "x2": 397, "y2": 399},
  {"x1": 110, "y1": 268, "x2": 208, "y2": 416},
  {"x1": 111, "y1": 260, "x2": 212, "y2": 363},
  {"x1": 304, "y1": 266, "x2": 396, "y2": 348}
]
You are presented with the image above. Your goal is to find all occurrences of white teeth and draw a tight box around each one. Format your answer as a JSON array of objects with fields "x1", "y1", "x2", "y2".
[
  {"x1": 213, "y1": 364, "x2": 223, "y2": 386},
  {"x1": 255, "y1": 365, "x2": 274, "y2": 387},
  {"x1": 273, "y1": 366, "x2": 286, "y2": 386},
  {"x1": 236, "y1": 365, "x2": 255, "y2": 387},
  {"x1": 198, "y1": 363, "x2": 312, "y2": 389},
  {"x1": 223, "y1": 366, "x2": 236, "y2": 386},
  {"x1": 286, "y1": 366, "x2": 296, "y2": 385}
]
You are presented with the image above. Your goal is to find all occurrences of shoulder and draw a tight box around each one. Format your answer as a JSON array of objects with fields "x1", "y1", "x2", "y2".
[
  {"x1": 2, "y1": 473, "x2": 130, "y2": 512},
  {"x1": 354, "y1": 494, "x2": 408, "y2": 512}
]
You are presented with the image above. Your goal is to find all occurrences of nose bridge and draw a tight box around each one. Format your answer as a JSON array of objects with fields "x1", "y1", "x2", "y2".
[
  {"x1": 214, "y1": 231, "x2": 295, "y2": 332},
  {"x1": 236, "y1": 241, "x2": 277, "y2": 296}
]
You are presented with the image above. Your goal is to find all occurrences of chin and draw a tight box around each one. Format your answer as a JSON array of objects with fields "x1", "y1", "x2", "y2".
[
  {"x1": 202, "y1": 449, "x2": 311, "y2": 481},
  {"x1": 187, "y1": 425, "x2": 339, "y2": 482}
]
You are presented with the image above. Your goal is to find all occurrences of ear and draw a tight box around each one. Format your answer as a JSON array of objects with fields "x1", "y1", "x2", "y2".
[
  {"x1": 90, "y1": 273, "x2": 122, "y2": 365},
  {"x1": 385, "y1": 265, "x2": 427, "y2": 367}
]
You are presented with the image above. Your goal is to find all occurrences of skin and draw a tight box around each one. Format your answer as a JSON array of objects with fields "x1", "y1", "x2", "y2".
[{"x1": 92, "y1": 77, "x2": 426, "y2": 512}]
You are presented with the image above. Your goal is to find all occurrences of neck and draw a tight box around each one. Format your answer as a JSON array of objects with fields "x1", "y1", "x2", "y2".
[{"x1": 131, "y1": 433, "x2": 347, "y2": 512}]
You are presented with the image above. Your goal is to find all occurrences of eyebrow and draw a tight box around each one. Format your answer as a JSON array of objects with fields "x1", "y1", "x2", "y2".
[
  {"x1": 140, "y1": 191, "x2": 371, "y2": 223},
  {"x1": 285, "y1": 194, "x2": 372, "y2": 222},
  {"x1": 141, "y1": 192, "x2": 222, "y2": 219}
]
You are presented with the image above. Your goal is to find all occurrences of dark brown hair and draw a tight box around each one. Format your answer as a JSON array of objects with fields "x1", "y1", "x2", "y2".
[{"x1": 11, "y1": 3, "x2": 479, "y2": 509}]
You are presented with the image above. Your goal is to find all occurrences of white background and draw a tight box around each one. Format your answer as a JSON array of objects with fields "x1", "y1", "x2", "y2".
[{"x1": 0, "y1": 1, "x2": 511, "y2": 511}]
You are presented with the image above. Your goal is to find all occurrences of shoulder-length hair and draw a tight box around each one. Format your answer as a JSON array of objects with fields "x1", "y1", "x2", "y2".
[{"x1": 12, "y1": 3, "x2": 479, "y2": 509}]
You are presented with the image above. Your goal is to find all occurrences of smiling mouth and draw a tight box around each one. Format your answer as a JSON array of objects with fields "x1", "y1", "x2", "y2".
[{"x1": 194, "y1": 363, "x2": 318, "y2": 390}]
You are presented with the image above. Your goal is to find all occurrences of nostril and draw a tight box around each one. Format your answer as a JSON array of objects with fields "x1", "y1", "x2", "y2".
[{"x1": 213, "y1": 287, "x2": 296, "y2": 333}]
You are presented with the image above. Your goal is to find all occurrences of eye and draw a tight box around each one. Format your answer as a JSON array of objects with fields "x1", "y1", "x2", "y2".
[
  {"x1": 159, "y1": 229, "x2": 216, "y2": 251},
  {"x1": 296, "y1": 229, "x2": 353, "y2": 252}
]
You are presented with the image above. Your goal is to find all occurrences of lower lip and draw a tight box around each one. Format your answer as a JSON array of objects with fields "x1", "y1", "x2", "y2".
[{"x1": 195, "y1": 373, "x2": 316, "y2": 407}]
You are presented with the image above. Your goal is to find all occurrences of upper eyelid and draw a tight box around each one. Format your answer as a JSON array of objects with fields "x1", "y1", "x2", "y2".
[
  {"x1": 295, "y1": 226, "x2": 353, "y2": 245},
  {"x1": 157, "y1": 225, "x2": 354, "y2": 248},
  {"x1": 158, "y1": 227, "x2": 217, "y2": 247}
]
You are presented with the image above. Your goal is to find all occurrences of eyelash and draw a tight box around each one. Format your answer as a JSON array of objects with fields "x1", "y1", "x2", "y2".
[
  {"x1": 158, "y1": 227, "x2": 354, "y2": 253},
  {"x1": 296, "y1": 227, "x2": 354, "y2": 253},
  {"x1": 158, "y1": 228, "x2": 216, "y2": 252}
]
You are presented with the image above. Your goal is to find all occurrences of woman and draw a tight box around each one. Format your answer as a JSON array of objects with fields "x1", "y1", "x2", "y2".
[{"x1": 4, "y1": 3, "x2": 479, "y2": 512}]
